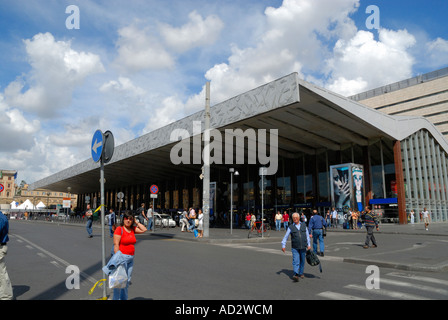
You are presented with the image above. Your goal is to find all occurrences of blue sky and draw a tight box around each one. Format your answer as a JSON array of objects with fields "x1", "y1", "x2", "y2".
[{"x1": 0, "y1": 0, "x2": 447, "y2": 188}]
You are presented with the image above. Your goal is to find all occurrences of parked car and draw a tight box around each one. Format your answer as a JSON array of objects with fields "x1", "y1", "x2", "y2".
[{"x1": 154, "y1": 213, "x2": 176, "y2": 228}]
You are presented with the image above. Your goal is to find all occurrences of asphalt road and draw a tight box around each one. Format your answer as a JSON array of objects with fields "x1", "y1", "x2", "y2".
[{"x1": 5, "y1": 220, "x2": 448, "y2": 302}]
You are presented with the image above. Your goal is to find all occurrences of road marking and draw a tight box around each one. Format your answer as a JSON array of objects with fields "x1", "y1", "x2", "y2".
[
  {"x1": 11, "y1": 234, "x2": 98, "y2": 285},
  {"x1": 345, "y1": 284, "x2": 431, "y2": 300},
  {"x1": 387, "y1": 272, "x2": 448, "y2": 287},
  {"x1": 317, "y1": 291, "x2": 367, "y2": 300},
  {"x1": 380, "y1": 278, "x2": 448, "y2": 296}
]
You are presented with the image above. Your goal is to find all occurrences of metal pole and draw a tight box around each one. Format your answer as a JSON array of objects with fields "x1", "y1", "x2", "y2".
[
  {"x1": 152, "y1": 197, "x2": 155, "y2": 232},
  {"x1": 203, "y1": 82, "x2": 211, "y2": 238},
  {"x1": 261, "y1": 173, "x2": 264, "y2": 239},
  {"x1": 230, "y1": 171, "x2": 233, "y2": 235},
  {"x1": 100, "y1": 160, "x2": 106, "y2": 299}
]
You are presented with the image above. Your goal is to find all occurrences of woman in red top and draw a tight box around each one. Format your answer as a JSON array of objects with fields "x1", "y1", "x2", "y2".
[{"x1": 112, "y1": 211, "x2": 147, "y2": 300}]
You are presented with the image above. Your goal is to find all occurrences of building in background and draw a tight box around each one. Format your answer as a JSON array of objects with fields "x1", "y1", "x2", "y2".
[
  {"x1": 0, "y1": 170, "x2": 17, "y2": 206},
  {"x1": 351, "y1": 67, "x2": 448, "y2": 142}
]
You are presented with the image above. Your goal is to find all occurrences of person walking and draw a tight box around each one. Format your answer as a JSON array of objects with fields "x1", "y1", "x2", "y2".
[
  {"x1": 180, "y1": 209, "x2": 189, "y2": 232},
  {"x1": 188, "y1": 208, "x2": 196, "y2": 232},
  {"x1": 409, "y1": 209, "x2": 415, "y2": 224},
  {"x1": 85, "y1": 204, "x2": 94, "y2": 238},
  {"x1": 108, "y1": 208, "x2": 116, "y2": 238},
  {"x1": 282, "y1": 211, "x2": 289, "y2": 231},
  {"x1": 146, "y1": 204, "x2": 154, "y2": 231},
  {"x1": 107, "y1": 211, "x2": 147, "y2": 300},
  {"x1": 352, "y1": 210, "x2": 359, "y2": 229},
  {"x1": 421, "y1": 208, "x2": 431, "y2": 230},
  {"x1": 309, "y1": 209, "x2": 327, "y2": 257},
  {"x1": 245, "y1": 212, "x2": 251, "y2": 229},
  {"x1": 363, "y1": 206, "x2": 379, "y2": 249},
  {"x1": 281, "y1": 212, "x2": 311, "y2": 282},
  {"x1": 275, "y1": 211, "x2": 282, "y2": 231},
  {"x1": 197, "y1": 209, "x2": 204, "y2": 238},
  {"x1": 331, "y1": 207, "x2": 338, "y2": 228},
  {"x1": 0, "y1": 211, "x2": 13, "y2": 300},
  {"x1": 325, "y1": 209, "x2": 331, "y2": 228}
]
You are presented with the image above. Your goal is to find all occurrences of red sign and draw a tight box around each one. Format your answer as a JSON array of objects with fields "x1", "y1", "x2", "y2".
[
  {"x1": 150, "y1": 185, "x2": 158, "y2": 194},
  {"x1": 0, "y1": 184, "x2": 3, "y2": 193}
]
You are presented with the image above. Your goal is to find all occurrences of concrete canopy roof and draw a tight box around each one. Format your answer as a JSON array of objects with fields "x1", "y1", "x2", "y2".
[{"x1": 30, "y1": 73, "x2": 448, "y2": 194}]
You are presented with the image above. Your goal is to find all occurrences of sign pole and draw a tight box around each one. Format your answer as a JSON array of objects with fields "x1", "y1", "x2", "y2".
[
  {"x1": 100, "y1": 159, "x2": 106, "y2": 299},
  {"x1": 203, "y1": 81, "x2": 211, "y2": 238}
]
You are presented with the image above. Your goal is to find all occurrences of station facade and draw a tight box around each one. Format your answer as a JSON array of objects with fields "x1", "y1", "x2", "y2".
[{"x1": 30, "y1": 72, "x2": 448, "y2": 225}]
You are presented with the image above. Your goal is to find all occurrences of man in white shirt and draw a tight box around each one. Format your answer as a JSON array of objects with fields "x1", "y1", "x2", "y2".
[{"x1": 421, "y1": 208, "x2": 430, "y2": 231}]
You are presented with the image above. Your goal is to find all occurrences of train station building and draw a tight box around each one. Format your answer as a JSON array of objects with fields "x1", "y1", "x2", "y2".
[{"x1": 30, "y1": 69, "x2": 448, "y2": 225}]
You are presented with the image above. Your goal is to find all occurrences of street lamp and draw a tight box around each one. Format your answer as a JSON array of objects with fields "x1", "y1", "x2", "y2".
[{"x1": 229, "y1": 168, "x2": 239, "y2": 234}]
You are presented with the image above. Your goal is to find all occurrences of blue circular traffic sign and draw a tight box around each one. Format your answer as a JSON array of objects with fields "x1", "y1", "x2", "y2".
[
  {"x1": 150, "y1": 185, "x2": 158, "y2": 194},
  {"x1": 91, "y1": 130, "x2": 104, "y2": 163},
  {"x1": 0, "y1": 184, "x2": 4, "y2": 193}
]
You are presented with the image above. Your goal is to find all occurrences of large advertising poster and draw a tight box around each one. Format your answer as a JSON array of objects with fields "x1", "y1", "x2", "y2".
[
  {"x1": 352, "y1": 164, "x2": 364, "y2": 212},
  {"x1": 330, "y1": 163, "x2": 364, "y2": 214}
]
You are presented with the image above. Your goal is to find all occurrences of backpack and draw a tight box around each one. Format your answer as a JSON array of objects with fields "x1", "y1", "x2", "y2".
[{"x1": 306, "y1": 250, "x2": 322, "y2": 273}]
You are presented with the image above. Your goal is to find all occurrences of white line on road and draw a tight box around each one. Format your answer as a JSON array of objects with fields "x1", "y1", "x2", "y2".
[
  {"x1": 317, "y1": 291, "x2": 368, "y2": 300},
  {"x1": 11, "y1": 234, "x2": 98, "y2": 285}
]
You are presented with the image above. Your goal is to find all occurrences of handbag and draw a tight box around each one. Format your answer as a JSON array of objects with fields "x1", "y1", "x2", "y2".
[
  {"x1": 108, "y1": 264, "x2": 128, "y2": 289},
  {"x1": 321, "y1": 216, "x2": 327, "y2": 237}
]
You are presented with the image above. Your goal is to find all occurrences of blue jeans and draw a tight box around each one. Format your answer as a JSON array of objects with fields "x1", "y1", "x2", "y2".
[
  {"x1": 312, "y1": 229, "x2": 324, "y2": 254},
  {"x1": 291, "y1": 248, "x2": 306, "y2": 276},
  {"x1": 86, "y1": 219, "x2": 93, "y2": 236},
  {"x1": 113, "y1": 256, "x2": 134, "y2": 300},
  {"x1": 283, "y1": 221, "x2": 289, "y2": 230},
  {"x1": 147, "y1": 218, "x2": 153, "y2": 231},
  {"x1": 275, "y1": 220, "x2": 281, "y2": 231}
]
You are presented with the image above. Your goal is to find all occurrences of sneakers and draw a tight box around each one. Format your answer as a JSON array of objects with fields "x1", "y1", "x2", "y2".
[{"x1": 363, "y1": 244, "x2": 377, "y2": 248}]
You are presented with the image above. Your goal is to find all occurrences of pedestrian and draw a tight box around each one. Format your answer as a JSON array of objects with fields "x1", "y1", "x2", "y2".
[
  {"x1": 325, "y1": 209, "x2": 332, "y2": 228},
  {"x1": 245, "y1": 212, "x2": 251, "y2": 229},
  {"x1": 331, "y1": 207, "x2": 338, "y2": 228},
  {"x1": 0, "y1": 211, "x2": 13, "y2": 300},
  {"x1": 137, "y1": 203, "x2": 147, "y2": 225},
  {"x1": 281, "y1": 212, "x2": 311, "y2": 282},
  {"x1": 197, "y1": 209, "x2": 204, "y2": 238},
  {"x1": 85, "y1": 204, "x2": 94, "y2": 238},
  {"x1": 363, "y1": 206, "x2": 379, "y2": 249},
  {"x1": 250, "y1": 212, "x2": 256, "y2": 229},
  {"x1": 275, "y1": 211, "x2": 282, "y2": 231},
  {"x1": 409, "y1": 209, "x2": 415, "y2": 224},
  {"x1": 146, "y1": 204, "x2": 154, "y2": 231},
  {"x1": 352, "y1": 210, "x2": 359, "y2": 229},
  {"x1": 188, "y1": 208, "x2": 196, "y2": 232},
  {"x1": 421, "y1": 208, "x2": 430, "y2": 230},
  {"x1": 108, "y1": 211, "x2": 147, "y2": 300},
  {"x1": 108, "y1": 208, "x2": 116, "y2": 238},
  {"x1": 282, "y1": 211, "x2": 289, "y2": 230},
  {"x1": 309, "y1": 209, "x2": 327, "y2": 257},
  {"x1": 180, "y1": 209, "x2": 189, "y2": 232}
]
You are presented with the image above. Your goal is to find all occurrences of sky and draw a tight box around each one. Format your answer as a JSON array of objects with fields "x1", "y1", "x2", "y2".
[{"x1": 0, "y1": 0, "x2": 447, "y2": 188}]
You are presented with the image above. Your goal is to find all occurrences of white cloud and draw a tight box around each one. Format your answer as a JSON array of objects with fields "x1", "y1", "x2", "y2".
[
  {"x1": 114, "y1": 23, "x2": 175, "y2": 73},
  {"x1": 177, "y1": 0, "x2": 360, "y2": 112},
  {"x1": 3, "y1": 32, "x2": 104, "y2": 117},
  {"x1": 425, "y1": 37, "x2": 448, "y2": 69},
  {"x1": 325, "y1": 28, "x2": 416, "y2": 96},
  {"x1": 160, "y1": 10, "x2": 224, "y2": 53}
]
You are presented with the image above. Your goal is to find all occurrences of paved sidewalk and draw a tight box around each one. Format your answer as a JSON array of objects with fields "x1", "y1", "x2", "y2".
[{"x1": 146, "y1": 222, "x2": 448, "y2": 272}]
